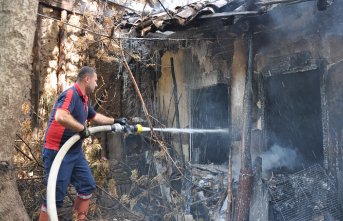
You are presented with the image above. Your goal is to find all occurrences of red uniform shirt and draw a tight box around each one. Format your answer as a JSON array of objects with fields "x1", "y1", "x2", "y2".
[{"x1": 43, "y1": 84, "x2": 96, "y2": 150}]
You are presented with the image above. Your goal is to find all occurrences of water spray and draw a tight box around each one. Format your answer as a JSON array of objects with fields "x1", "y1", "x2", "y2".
[{"x1": 140, "y1": 127, "x2": 229, "y2": 134}]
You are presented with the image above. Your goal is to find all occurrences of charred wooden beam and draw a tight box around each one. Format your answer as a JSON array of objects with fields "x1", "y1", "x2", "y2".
[
  {"x1": 170, "y1": 57, "x2": 185, "y2": 168},
  {"x1": 199, "y1": 11, "x2": 260, "y2": 19},
  {"x1": 256, "y1": 0, "x2": 315, "y2": 6},
  {"x1": 248, "y1": 157, "x2": 268, "y2": 220},
  {"x1": 233, "y1": 169, "x2": 254, "y2": 221},
  {"x1": 226, "y1": 151, "x2": 233, "y2": 221},
  {"x1": 57, "y1": 10, "x2": 67, "y2": 93},
  {"x1": 233, "y1": 24, "x2": 255, "y2": 221},
  {"x1": 320, "y1": 61, "x2": 329, "y2": 171},
  {"x1": 39, "y1": 0, "x2": 137, "y2": 14},
  {"x1": 182, "y1": 164, "x2": 192, "y2": 215},
  {"x1": 31, "y1": 5, "x2": 43, "y2": 127},
  {"x1": 39, "y1": 0, "x2": 74, "y2": 12},
  {"x1": 253, "y1": 157, "x2": 262, "y2": 179},
  {"x1": 241, "y1": 28, "x2": 254, "y2": 172}
]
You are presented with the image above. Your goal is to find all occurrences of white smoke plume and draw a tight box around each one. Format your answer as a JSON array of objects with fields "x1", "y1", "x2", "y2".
[
  {"x1": 231, "y1": 144, "x2": 302, "y2": 180},
  {"x1": 260, "y1": 144, "x2": 301, "y2": 172}
]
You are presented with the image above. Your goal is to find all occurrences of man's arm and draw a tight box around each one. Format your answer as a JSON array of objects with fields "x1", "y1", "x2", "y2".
[
  {"x1": 90, "y1": 113, "x2": 114, "y2": 125},
  {"x1": 55, "y1": 109, "x2": 84, "y2": 132}
]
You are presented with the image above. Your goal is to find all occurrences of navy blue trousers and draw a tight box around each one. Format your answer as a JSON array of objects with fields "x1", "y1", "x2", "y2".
[{"x1": 42, "y1": 147, "x2": 96, "y2": 207}]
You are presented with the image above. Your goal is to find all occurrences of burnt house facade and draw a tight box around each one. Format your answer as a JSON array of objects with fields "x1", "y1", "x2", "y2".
[
  {"x1": 28, "y1": 0, "x2": 343, "y2": 220},
  {"x1": 151, "y1": 0, "x2": 343, "y2": 220}
]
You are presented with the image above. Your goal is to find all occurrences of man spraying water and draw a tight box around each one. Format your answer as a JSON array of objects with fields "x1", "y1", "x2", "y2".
[{"x1": 38, "y1": 66, "x2": 127, "y2": 221}]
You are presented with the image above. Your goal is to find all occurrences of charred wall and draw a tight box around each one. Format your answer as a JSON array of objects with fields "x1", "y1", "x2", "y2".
[
  {"x1": 153, "y1": 1, "x2": 343, "y2": 218},
  {"x1": 253, "y1": 0, "x2": 343, "y2": 210},
  {"x1": 28, "y1": 0, "x2": 343, "y2": 218},
  {"x1": 121, "y1": 40, "x2": 157, "y2": 119},
  {"x1": 157, "y1": 25, "x2": 235, "y2": 162}
]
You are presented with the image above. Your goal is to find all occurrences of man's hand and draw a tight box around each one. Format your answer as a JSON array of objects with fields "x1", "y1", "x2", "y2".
[
  {"x1": 114, "y1": 117, "x2": 128, "y2": 126},
  {"x1": 79, "y1": 126, "x2": 91, "y2": 139}
]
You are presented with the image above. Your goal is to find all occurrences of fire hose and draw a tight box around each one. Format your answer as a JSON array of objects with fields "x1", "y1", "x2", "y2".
[{"x1": 47, "y1": 123, "x2": 142, "y2": 221}]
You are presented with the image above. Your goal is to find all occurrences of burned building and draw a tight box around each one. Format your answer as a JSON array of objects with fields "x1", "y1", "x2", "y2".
[
  {"x1": 138, "y1": 0, "x2": 343, "y2": 220},
  {"x1": 25, "y1": 0, "x2": 343, "y2": 220}
]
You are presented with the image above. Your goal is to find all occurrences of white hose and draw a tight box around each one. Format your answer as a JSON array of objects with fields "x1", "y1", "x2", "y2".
[{"x1": 47, "y1": 125, "x2": 113, "y2": 221}]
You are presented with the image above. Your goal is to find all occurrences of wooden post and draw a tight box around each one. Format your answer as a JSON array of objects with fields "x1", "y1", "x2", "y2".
[
  {"x1": 31, "y1": 5, "x2": 42, "y2": 128},
  {"x1": 170, "y1": 57, "x2": 185, "y2": 167},
  {"x1": 233, "y1": 25, "x2": 255, "y2": 221},
  {"x1": 57, "y1": 10, "x2": 67, "y2": 93},
  {"x1": 226, "y1": 151, "x2": 233, "y2": 221}
]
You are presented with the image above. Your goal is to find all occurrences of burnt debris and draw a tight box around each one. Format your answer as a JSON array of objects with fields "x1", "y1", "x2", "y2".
[{"x1": 267, "y1": 164, "x2": 341, "y2": 221}]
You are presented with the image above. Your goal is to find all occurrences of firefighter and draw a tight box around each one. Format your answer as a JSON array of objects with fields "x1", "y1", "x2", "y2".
[{"x1": 38, "y1": 66, "x2": 127, "y2": 221}]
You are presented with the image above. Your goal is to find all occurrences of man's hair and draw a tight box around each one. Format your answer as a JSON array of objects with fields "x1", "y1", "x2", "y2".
[{"x1": 77, "y1": 66, "x2": 95, "y2": 81}]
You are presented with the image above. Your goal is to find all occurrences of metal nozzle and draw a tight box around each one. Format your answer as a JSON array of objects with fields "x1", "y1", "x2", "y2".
[
  {"x1": 111, "y1": 123, "x2": 143, "y2": 134},
  {"x1": 134, "y1": 124, "x2": 143, "y2": 134},
  {"x1": 123, "y1": 124, "x2": 143, "y2": 134}
]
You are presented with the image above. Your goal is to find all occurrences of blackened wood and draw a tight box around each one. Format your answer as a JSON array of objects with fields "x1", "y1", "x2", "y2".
[
  {"x1": 200, "y1": 11, "x2": 259, "y2": 19},
  {"x1": 227, "y1": 151, "x2": 233, "y2": 221},
  {"x1": 170, "y1": 57, "x2": 185, "y2": 168},
  {"x1": 31, "y1": 5, "x2": 43, "y2": 127},
  {"x1": 57, "y1": 10, "x2": 67, "y2": 93},
  {"x1": 234, "y1": 25, "x2": 255, "y2": 221},
  {"x1": 233, "y1": 169, "x2": 254, "y2": 221},
  {"x1": 241, "y1": 28, "x2": 254, "y2": 171}
]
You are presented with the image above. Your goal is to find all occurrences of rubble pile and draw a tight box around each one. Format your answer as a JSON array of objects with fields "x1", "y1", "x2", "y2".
[{"x1": 190, "y1": 164, "x2": 228, "y2": 220}]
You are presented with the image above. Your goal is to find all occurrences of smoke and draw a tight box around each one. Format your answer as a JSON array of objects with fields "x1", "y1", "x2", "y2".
[
  {"x1": 231, "y1": 144, "x2": 303, "y2": 180},
  {"x1": 260, "y1": 144, "x2": 302, "y2": 172}
]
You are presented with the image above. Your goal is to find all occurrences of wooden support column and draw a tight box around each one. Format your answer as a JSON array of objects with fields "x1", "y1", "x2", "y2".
[
  {"x1": 31, "y1": 5, "x2": 43, "y2": 128},
  {"x1": 170, "y1": 57, "x2": 185, "y2": 168},
  {"x1": 226, "y1": 151, "x2": 233, "y2": 221},
  {"x1": 57, "y1": 10, "x2": 67, "y2": 93},
  {"x1": 233, "y1": 25, "x2": 255, "y2": 221}
]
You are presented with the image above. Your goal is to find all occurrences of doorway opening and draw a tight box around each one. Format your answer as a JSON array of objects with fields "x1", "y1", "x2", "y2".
[
  {"x1": 264, "y1": 69, "x2": 323, "y2": 170},
  {"x1": 191, "y1": 83, "x2": 230, "y2": 164}
]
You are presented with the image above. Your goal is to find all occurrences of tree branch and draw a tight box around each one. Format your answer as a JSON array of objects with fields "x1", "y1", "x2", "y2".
[{"x1": 15, "y1": 134, "x2": 43, "y2": 168}]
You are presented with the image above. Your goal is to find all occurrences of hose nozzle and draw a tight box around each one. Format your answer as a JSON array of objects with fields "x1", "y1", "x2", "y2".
[
  {"x1": 125, "y1": 124, "x2": 143, "y2": 134},
  {"x1": 111, "y1": 123, "x2": 143, "y2": 134},
  {"x1": 135, "y1": 124, "x2": 143, "y2": 134}
]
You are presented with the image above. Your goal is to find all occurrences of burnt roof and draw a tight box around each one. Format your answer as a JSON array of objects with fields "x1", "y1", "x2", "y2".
[
  {"x1": 117, "y1": 0, "x2": 333, "y2": 37},
  {"x1": 38, "y1": 0, "x2": 333, "y2": 37},
  {"x1": 120, "y1": 0, "x2": 261, "y2": 36}
]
